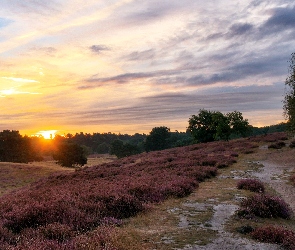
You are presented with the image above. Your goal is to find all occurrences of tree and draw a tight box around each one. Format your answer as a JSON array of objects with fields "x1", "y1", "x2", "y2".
[
  {"x1": 110, "y1": 139, "x2": 140, "y2": 158},
  {"x1": 227, "y1": 111, "x2": 251, "y2": 137},
  {"x1": 53, "y1": 142, "x2": 87, "y2": 168},
  {"x1": 0, "y1": 130, "x2": 42, "y2": 163},
  {"x1": 188, "y1": 110, "x2": 250, "y2": 143},
  {"x1": 144, "y1": 126, "x2": 171, "y2": 152},
  {"x1": 188, "y1": 110, "x2": 221, "y2": 143},
  {"x1": 283, "y1": 52, "x2": 295, "y2": 131}
]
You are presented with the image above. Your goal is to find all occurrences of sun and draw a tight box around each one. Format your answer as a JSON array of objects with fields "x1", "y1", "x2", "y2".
[{"x1": 35, "y1": 130, "x2": 58, "y2": 139}]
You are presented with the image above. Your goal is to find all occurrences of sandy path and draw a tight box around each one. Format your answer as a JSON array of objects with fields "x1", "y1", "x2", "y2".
[{"x1": 252, "y1": 161, "x2": 295, "y2": 214}]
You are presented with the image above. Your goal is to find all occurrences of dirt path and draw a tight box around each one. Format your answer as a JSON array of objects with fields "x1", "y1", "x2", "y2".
[{"x1": 252, "y1": 161, "x2": 295, "y2": 214}]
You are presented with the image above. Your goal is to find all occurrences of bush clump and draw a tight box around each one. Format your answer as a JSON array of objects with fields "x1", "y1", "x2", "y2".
[
  {"x1": 289, "y1": 140, "x2": 295, "y2": 148},
  {"x1": 268, "y1": 141, "x2": 286, "y2": 149},
  {"x1": 251, "y1": 225, "x2": 295, "y2": 249},
  {"x1": 237, "y1": 179, "x2": 265, "y2": 193},
  {"x1": 239, "y1": 194, "x2": 292, "y2": 219}
]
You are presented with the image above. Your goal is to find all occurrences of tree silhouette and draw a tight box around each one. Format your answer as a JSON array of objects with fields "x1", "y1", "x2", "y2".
[{"x1": 283, "y1": 52, "x2": 295, "y2": 131}]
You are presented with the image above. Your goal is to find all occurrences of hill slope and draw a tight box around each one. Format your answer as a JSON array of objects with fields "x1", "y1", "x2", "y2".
[{"x1": 0, "y1": 132, "x2": 294, "y2": 249}]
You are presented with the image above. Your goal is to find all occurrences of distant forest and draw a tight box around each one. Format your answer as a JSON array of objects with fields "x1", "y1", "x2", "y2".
[
  {"x1": 65, "y1": 122, "x2": 287, "y2": 155},
  {"x1": 0, "y1": 122, "x2": 287, "y2": 165}
]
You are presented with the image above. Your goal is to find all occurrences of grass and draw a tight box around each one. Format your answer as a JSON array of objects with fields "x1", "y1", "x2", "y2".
[{"x1": 0, "y1": 161, "x2": 73, "y2": 197}]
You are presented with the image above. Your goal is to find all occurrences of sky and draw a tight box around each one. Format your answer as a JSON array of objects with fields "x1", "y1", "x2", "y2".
[{"x1": 0, "y1": 0, "x2": 295, "y2": 136}]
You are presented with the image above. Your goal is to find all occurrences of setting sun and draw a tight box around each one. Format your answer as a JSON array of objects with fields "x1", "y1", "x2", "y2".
[{"x1": 35, "y1": 130, "x2": 58, "y2": 139}]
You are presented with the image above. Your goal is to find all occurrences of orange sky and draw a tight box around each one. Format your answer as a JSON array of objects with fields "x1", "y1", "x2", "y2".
[{"x1": 0, "y1": 1, "x2": 292, "y2": 136}]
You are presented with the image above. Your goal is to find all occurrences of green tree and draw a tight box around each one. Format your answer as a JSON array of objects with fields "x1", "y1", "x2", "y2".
[
  {"x1": 212, "y1": 111, "x2": 231, "y2": 141},
  {"x1": 227, "y1": 111, "x2": 251, "y2": 137},
  {"x1": 188, "y1": 110, "x2": 250, "y2": 143},
  {"x1": 110, "y1": 139, "x2": 140, "y2": 158},
  {"x1": 0, "y1": 130, "x2": 42, "y2": 163},
  {"x1": 283, "y1": 52, "x2": 295, "y2": 131},
  {"x1": 188, "y1": 110, "x2": 218, "y2": 143},
  {"x1": 145, "y1": 126, "x2": 171, "y2": 152},
  {"x1": 53, "y1": 142, "x2": 87, "y2": 168},
  {"x1": 96, "y1": 142, "x2": 110, "y2": 154}
]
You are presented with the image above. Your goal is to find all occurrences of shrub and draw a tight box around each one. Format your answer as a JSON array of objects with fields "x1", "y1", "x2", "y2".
[
  {"x1": 239, "y1": 194, "x2": 292, "y2": 219},
  {"x1": 290, "y1": 174, "x2": 295, "y2": 186},
  {"x1": 268, "y1": 141, "x2": 286, "y2": 149},
  {"x1": 251, "y1": 225, "x2": 295, "y2": 249},
  {"x1": 237, "y1": 179, "x2": 265, "y2": 193},
  {"x1": 236, "y1": 225, "x2": 254, "y2": 234},
  {"x1": 40, "y1": 222, "x2": 73, "y2": 242},
  {"x1": 289, "y1": 140, "x2": 295, "y2": 148}
]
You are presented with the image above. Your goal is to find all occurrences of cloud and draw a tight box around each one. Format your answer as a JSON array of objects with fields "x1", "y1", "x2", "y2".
[
  {"x1": 66, "y1": 82, "x2": 284, "y2": 130},
  {"x1": 124, "y1": 49, "x2": 155, "y2": 61},
  {"x1": 259, "y1": 6, "x2": 295, "y2": 36},
  {"x1": 89, "y1": 45, "x2": 110, "y2": 54},
  {"x1": 227, "y1": 23, "x2": 254, "y2": 38},
  {"x1": 1, "y1": 0, "x2": 61, "y2": 17},
  {"x1": 80, "y1": 69, "x2": 181, "y2": 89},
  {"x1": 264, "y1": 6, "x2": 295, "y2": 28},
  {"x1": 0, "y1": 89, "x2": 40, "y2": 97},
  {"x1": 1, "y1": 77, "x2": 39, "y2": 83}
]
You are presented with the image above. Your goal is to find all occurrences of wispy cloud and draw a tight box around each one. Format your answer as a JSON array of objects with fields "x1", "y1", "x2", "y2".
[
  {"x1": 2, "y1": 77, "x2": 39, "y2": 83},
  {"x1": 89, "y1": 45, "x2": 110, "y2": 54}
]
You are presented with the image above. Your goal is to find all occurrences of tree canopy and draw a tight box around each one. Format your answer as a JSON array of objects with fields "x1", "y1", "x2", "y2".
[
  {"x1": 0, "y1": 130, "x2": 42, "y2": 163},
  {"x1": 188, "y1": 110, "x2": 250, "y2": 143},
  {"x1": 283, "y1": 52, "x2": 295, "y2": 132},
  {"x1": 110, "y1": 139, "x2": 141, "y2": 158},
  {"x1": 145, "y1": 126, "x2": 171, "y2": 152},
  {"x1": 53, "y1": 142, "x2": 87, "y2": 168}
]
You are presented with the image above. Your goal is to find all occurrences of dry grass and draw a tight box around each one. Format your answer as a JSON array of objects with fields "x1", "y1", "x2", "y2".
[
  {"x1": 0, "y1": 161, "x2": 73, "y2": 197},
  {"x1": 0, "y1": 155, "x2": 115, "y2": 197}
]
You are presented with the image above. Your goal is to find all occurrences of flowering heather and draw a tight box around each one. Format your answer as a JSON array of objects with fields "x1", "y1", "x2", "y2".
[
  {"x1": 249, "y1": 132, "x2": 288, "y2": 143},
  {"x1": 0, "y1": 138, "x2": 255, "y2": 249},
  {"x1": 237, "y1": 179, "x2": 265, "y2": 193},
  {"x1": 239, "y1": 194, "x2": 292, "y2": 219},
  {"x1": 268, "y1": 141, "x2": 286, "y2": 149},
  {"x1": 251, "y1": 225, "x2": 295, "y2": 249}
]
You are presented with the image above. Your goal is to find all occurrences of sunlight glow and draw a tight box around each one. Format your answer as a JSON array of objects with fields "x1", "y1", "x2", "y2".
[
  {"x1": 35, "y1": 130, "x2": 58, "y2": 139},
  {"x1": 1, "y1": 89, "x2": 15, "y2": 95},
  {"x1": 1, "y1": 77, "x2": 39, "y2": 83}
]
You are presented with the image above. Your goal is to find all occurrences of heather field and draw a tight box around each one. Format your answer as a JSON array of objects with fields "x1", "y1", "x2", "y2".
[{"x1": 0, "y1": 132, "x2": 294, "y2": 249}]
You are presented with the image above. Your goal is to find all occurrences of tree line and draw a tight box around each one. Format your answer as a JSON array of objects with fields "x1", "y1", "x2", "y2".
[{"x1": 0, "y1": 114, "x2": 288, "y2": 166}]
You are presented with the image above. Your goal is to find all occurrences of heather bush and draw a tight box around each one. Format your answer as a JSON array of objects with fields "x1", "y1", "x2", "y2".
[
  {"x1": 251, "y1": 225, "x2": 295, "y2": 249},
  {"x1": 239, "y1": 194, "x2": 292, "y2": 219},
  {"x1": 268, "y1": 141, "x2": 286, "y2": 149},
  {"x1": 40, "y1": 222, "x2": 73, "y2": 242},
  {"x1": 249, "y1": 132, "x2": 288, "y2": 143},
  {"x1": 237, "y1": 179, "x2": 265, "y2": 193}
]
